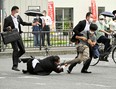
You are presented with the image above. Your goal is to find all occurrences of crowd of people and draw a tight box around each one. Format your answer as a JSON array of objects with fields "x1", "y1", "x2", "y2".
[{"x1": 3, "y1": 6, "x2": 116, "y2": 75}]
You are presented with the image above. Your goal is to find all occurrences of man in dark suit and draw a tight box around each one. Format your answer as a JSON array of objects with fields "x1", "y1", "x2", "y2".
[
  {"x1": 68, "y1": 12, "x2": 93, "y2": 73},
  {"x1": 3, "y1": 6, "x2": 36, "y2": 71},
  {"x1": 22, "y1": 56, "x2": 64, "y2": 75}
]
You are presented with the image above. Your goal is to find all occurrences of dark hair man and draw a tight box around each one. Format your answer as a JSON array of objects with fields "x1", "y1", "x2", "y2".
[
  {"x1": 68, "y1": 12, "x2": 94, "y2": 73},
  {"x1": 3, "y1": 6, "x2": 36, "y2": 71},
  {"x1": 22, "y1": 56, "x2": 64, "y2": 75}
]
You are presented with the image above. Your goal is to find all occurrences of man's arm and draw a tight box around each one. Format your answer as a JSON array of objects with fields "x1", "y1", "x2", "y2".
[
  {"x1": 73, "y1": 20, "x2": 86, "y2": 35},
  {"x1": 18, "y1": 15, "x2": 32, "y2": 26},
  {"x1": 75, "y1": 35, "x2": 87, "y2": 41},
  {"x1": 3, "y1": 18, "x2": 10, "y2": 32},
  {"x1": 99, "y1": 29, "x2": 111, "y2": 35}
]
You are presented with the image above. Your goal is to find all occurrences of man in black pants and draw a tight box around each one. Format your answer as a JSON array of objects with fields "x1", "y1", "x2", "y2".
[
  {"x1": 21, "y1": 56, "x2": 64, "y2": 75},
  {"x1": 67, "y1": 12, "x2": 94, "y2": 73},
  {"x1": 41, "y1": 10, "x2": 52, "y2": 46},
  {"x1": 3, "y1": 6, "x2": 36, "y2": 71}
]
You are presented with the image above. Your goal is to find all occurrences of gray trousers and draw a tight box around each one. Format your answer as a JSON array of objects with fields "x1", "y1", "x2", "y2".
[{"x1": 65, "y1": 44, "x2": 90, "y2": 64}]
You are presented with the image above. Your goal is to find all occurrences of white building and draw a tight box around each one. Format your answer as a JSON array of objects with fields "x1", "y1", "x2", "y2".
[
  {"x1": 52, "y1": 0, "x2": 116, "y2": 31},
  {"x1": 1, "y1": 0, "x2": 116, "y2": 31}
]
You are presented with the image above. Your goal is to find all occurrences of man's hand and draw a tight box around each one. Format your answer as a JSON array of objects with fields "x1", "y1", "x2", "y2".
[
  {"x1": 32, "y1": 23, "x2": 37, "y2": 26},
  {"x1": 7, "y1": 26, "x2": 12, "y2": 31},
  {"x1": 88, "y1": 39, "x2": 96, "y2": 47},
  {"x1": 87, "y1": 39, "x2": 91, "y2": 44}
]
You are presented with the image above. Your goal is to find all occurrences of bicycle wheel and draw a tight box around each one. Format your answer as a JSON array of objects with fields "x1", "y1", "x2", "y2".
[
  {"x1": 90, "y1": 58, "x2": 99, "y2": 66},
  {"x1": 112, "y1": 46, "x2": 116, "y2": 64}
]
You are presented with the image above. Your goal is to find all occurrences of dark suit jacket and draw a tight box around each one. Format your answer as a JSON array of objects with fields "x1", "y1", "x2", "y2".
[
  {"x1": 3, "y1": 15, "x2": 32, "y2": 34},
  {"x1": 71, "y1": 20, "x2": 86, "y2": 42},
  {"x1": 27, "y1": 56, "x2": 63, "y2": 75}
]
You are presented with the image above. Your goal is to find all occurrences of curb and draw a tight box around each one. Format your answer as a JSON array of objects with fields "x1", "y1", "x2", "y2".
[{"x1": 0, "y1": 49, "x2": 76, "y2": 57}]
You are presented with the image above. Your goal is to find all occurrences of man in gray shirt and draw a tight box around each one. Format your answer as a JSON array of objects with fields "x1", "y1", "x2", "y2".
[{"x1": 63, "y1": 24, "x2": 98, "y2": 72}]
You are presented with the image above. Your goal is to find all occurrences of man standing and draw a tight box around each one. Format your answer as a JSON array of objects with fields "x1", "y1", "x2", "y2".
[
  {"x1": 68, "y1": 12, "x2": 94, "y2": 73},
  {"x1": 3, "y1": 6, "x2": 36, "y2": 71},
  {"x1": 32, "y1": 16, "x2": 42, "y2": 47},
  {"x1": 41, "y1": 10, "x2": 52, "y2": 46}
]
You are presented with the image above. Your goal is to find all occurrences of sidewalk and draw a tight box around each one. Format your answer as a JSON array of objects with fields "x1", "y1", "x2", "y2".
[{"x1": 0, "y1": 47, "x2": 76, "y2": 57}]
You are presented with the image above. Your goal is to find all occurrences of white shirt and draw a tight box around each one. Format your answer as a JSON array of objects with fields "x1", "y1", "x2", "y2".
[
  {"x1": 41, "y1": 15, "x2": 52, "y2": 26},
  {"x1": 11, "y1": 15, "x2": 19, "y2": 31},
  {"x1": 32, "y1": 59, "x2": 40, "y2": 68},
  {"x1": 81, "y1": 20, "x2": 91, "y2": 34}
]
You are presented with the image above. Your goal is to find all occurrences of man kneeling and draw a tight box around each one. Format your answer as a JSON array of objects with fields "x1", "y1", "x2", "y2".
[{"x1": 22, "y1": 56, "x2": 64, "y2": 75}]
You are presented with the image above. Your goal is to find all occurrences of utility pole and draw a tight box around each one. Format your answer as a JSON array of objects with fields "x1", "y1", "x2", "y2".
[{"x1": 0, "y1": 0, "x2": 3, "y2": 52}]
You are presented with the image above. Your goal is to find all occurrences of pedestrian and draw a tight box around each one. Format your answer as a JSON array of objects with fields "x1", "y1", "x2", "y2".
[
  {"x1": 32, "y1": 15, "x2": 42, "y2": 47},
  {"x1": 41, "y1": 10, "x2": 52, "y2": 46},
  {"x1": 22, "y1": 56, "x2": 65, "y2": 75},
  {"x1": 62, "y1": 23, "x2": 98, "y2": 74},
  {"x1": 3, "y1": 6, "x2": 36, "y2": 71},
  {"x1": 67, "y1": 12, "x2": 94, "y2": 73}
]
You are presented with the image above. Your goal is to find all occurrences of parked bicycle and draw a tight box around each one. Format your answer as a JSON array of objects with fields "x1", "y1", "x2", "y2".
[{"x1": 90, "y1": 32, "x2": 116, "y2": 66}]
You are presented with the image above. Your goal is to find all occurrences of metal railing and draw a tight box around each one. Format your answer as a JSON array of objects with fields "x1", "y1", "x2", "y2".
[{"x1": 0, "y1": 30, "x2": 75, "y2": 52}]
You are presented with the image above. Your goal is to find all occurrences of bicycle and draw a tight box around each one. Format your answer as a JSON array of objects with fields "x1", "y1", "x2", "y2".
[{"x1": 90, "y1": 33, "x2": 116, "y2": 66}]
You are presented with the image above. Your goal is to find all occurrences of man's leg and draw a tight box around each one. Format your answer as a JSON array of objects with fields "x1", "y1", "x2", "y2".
[
  {"x1": 97, "y1": 36, "x2": 111, "y2": 52},
  {"x1": 46, "y1": 26, "x2": 50, "y2": 46},
  {"x1": 33, "y1": 34, "x2": 38, "y2": 46},
  {"x1": 11, "y1": 41, "x2": 20, "y2": 71},
  {"x1": 67, "y1": 62, "x2": 78, "y2": 73},
  {"x1": 67, "y1": 51, "x2": 79, "y2": 73},
  {"x1": 17, "y1": 37, "x2": 25, "y2": 58},
  {"x1": 65, "y1": 53, "x2": 83, "y2": 64},
  {"x1": 47, "y1": 31, "x2": 50, "y2": 46},
  {"x1": 38, "y1": 33, "x2": 41, "y2": 46},
  {"x1": 81, "y1": 47, "x2": 92, "y2": 73},
  {"x1": 42, "y1": 32, "x2": 45, "y2": 46}
]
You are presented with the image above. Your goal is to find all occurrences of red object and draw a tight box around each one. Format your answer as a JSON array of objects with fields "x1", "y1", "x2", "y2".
[
  {"x1": 91, "y1": 0, "x2": 97, "y2": 21},
  {"x1": 48, "y1": 1, "x2": 54, "y2": 23}
]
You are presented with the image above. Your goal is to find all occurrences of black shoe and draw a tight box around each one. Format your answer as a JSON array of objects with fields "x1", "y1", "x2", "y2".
[
  {"x1": 22, "y1": 70, "x2": 28, "y2": 74},
  {"x1": 81, "y1": 70, "x2": 92, "y2": 73},
  {"x1": 18, "y1": 59, "x2": 21, "y2": 63},
  {"x1": 12, "y1": 67, "x2": 20, "y2": 71},
  {"x1": 67, "y1": 70, "x2": 71, "y2": 74}
]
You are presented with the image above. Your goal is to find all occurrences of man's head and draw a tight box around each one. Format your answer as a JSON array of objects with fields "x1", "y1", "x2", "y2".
[
  {"x1": 42, "y1": 10, "x2": 47, "y2": 16},
  {"x1": 89, "y1": 23, "x2": 98, "y2": 34},
  {"x1": 98, "y1": 15, "x2": 105, "y2": 24},
  {"x1": 11, "y1": 6, "x2": 19, "y2": 17},
  {"x1": 54, "y1": 56, "x2": 60, "y2": 64},
  {"x1": 86, "y1": 12, "x2": 93, "y2": 23}
]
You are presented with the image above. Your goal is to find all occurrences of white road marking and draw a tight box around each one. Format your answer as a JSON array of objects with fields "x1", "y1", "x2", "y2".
[
  {"x1": 0, "y1": 77, "x2": 6, "y2": 79},
  {"x1": 34, "y1": 83, "x2": 46, "y2": 85},
  {"x1": 18, "y1": 76, "x2": 39, "y2": 79},
  {"x1": 76, "y1": 83, "x2": 112, "y2": 88}
]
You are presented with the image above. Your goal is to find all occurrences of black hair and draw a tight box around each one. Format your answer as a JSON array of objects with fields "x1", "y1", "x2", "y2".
[
  {"x1": 54, "y1": 56, "x2": 60, "y2": 62},
  {"x1": 43, "y1": 10, "x2": 47, "y2": 13},
  {"x1": 11, "y1": 6, "x2": 19, "y2": 11},
  {"x1": 86, "y1": 12, "x2": 92, "y2": 18},
  {"x1": 90, "y1": 23, "x2": 98, "y2": 31},
  {"x1": 112, "y1": 17, "x2": 116, "y2": 21}
]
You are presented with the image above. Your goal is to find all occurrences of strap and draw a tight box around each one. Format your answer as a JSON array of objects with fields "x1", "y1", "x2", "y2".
[{"x1": 87, "y1": 31, "x2": 89, "y2": 40}]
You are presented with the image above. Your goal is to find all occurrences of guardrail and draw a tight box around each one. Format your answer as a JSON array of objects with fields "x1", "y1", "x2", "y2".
[{"x1": 0, "y1": 30, "x2": 75, "y2": 52}]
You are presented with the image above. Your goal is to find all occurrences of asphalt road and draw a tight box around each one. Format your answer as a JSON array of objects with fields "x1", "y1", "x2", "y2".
[{"x1": 0, "y1": 54, "x2": 116, "y2": 89}]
